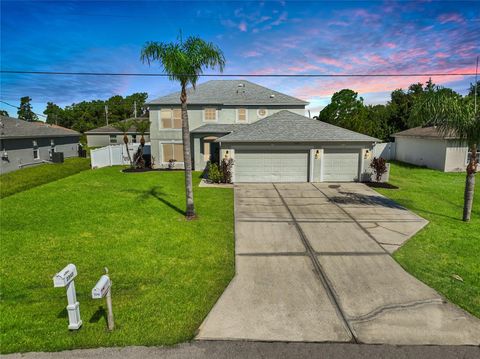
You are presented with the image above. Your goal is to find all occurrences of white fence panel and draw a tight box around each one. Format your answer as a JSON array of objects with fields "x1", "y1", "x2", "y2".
[
  {"x1": 91, "y1": 143, "x2": 149, "y2": 169},
  {"x1": 372, "y1": 142, "x2": 396, "y2": 160}
]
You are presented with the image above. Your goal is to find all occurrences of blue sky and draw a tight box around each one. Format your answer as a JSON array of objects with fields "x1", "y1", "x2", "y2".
[{"x1": 1, "y1": 0, "x2": 479, "y2": 118}]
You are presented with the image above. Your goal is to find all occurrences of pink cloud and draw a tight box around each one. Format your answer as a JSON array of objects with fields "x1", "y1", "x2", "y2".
[
  {"x1": 438, "y1": 12, "x2": 465, "y2": 24},
  {"x1": 384, "y1": 42, "x2": 397, "y2": 49},
  {"x1": 238, "y1": 21, "x2": 247, "y2": 32},
  {"x1": 243, "y1": 50, "x2": 261, "y2": 58},
  {"x1": 435, "y1": 52, "x2": 449, "y2": 59}
]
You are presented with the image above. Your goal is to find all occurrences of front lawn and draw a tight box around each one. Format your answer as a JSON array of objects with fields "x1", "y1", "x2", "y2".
[
  {"x1": 0, "y1": 157, "x2": 91, "y2": 198},
  {"x1": 375, "y1": 162, "x2": 479, "y2": 318},
  {"x1": 0, "y1": 167, "x2": 234, "y2": 353}
]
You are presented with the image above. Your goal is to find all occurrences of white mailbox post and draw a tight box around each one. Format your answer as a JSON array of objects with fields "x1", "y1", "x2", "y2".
[
  {"x1": 92, "y1": 269, "x2": 114, "y2": 331},
  {"x1": 53, "y1": 264, "x2": 82, "y2": 330}
]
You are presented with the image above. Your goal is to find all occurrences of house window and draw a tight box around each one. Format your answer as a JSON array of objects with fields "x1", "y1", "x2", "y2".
[
  {"x1": 173, "y1": 109, "x2": 182, "y2": 129},
  {"x1": 109, "y1": 135, "x2": 117, "y2": 144},
  {"x1": 162, "y1": 143, "x2": 184, "y2": 162},
  {"x1": 203, "y1": 136, "x2": 218, "y2": 161},
  {"x1": 203, "y1": 108, "x2": 217, "y2": 122},
  {"x1": 466, "y1": 151, "x2": 480, "y2": 165},
  {"x1": 132, "y1": 135, "x2": 137, "y2": 143},
  {"x1": 237, "y1": 108, "x2": 247, "y2": 123},
  {"x1": 161, "y1": 109, "x2": 172, "y2": 128},
  {"x1": 33, "y1": 149, "x2": 40, "y2": 159}
]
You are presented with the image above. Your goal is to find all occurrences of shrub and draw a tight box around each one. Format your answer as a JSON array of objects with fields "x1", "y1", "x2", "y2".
[
  {"x1": 370, "y1": 157, "x2": 387, "y2": 182},
  {"x1": 207, "y1": 162, "x2": 222, "y2": 183},
  {"x1": 220, "y1": 158, "x2": 234, "y2": 183},
  {"x1": 168, "y1": 159, "x2": 177, "y2": 170}
]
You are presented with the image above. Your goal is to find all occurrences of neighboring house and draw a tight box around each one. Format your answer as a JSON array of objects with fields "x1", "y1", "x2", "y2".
[
  {"x1": 393, "y1": 126, "x2": 479, "y2": 172},
  {"x1": 85, "y1": 117, "x2": 150, "y2": 147},
  {"x1": 147, "y1": 80, "x2": 378, "y2": 182},
  {"x1": 0, "y1": 116, "x2": 80, "y2": 174}
]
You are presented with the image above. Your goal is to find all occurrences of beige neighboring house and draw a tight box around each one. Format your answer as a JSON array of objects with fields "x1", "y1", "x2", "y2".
[
  {"x1": 85, "y1": 117, "x2": 150, "y2": 147},
  {"x1": 147, "y1": 80, "x2": 379, "y2": 183},
  {"x1": 393, "y1": 126, "x2": 479, "y2": 172}
]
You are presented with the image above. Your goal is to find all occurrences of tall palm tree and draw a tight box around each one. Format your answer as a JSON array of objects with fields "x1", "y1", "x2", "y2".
[
  {"x1": 141, "y1": 35, "x2": 225, "y2": 219},
  {"x1": 411, "y1": 89, "x2": 479, "y2": 221},
  {"x1": 112, "y1": 120, "x2": 134, "y2": 167},
  {"x1": 134, "y1": 119, "x2": 150, "y2": 166}
]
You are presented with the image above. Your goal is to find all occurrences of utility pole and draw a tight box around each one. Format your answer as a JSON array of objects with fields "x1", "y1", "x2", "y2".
[
  {"x1": 475, "y1": 56, "x2": 478, "y2": 115},
  {"x1": 105, "y1": 105, "x2": 109, "y2": 125},
  {"x1": 134, "y1": 101, "x2": 137, "y2": 119}
]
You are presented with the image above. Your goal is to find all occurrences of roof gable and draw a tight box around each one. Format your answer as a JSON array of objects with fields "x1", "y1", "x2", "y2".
[
  {"x1": 216, "y1": 110, "x2": 379, "y2": 143},
  {"x1": 148, "y1": 80, "x2": 308, "y2": 106}
]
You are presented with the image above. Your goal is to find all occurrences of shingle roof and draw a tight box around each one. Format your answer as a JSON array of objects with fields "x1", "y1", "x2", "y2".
[
  {"x1": 148, "y1": 80, "x2": 308, "y2": 106},
  {"x1": 393, "y1": 126, "x2": 458, "y2": 139},
  {"x1": 191, "y1": 124, "x2": 248, "y2": 134},
  {"x1": 85, "y1": 117, "x2": 149, "y2": 135},
  {"x1": 0, "y1": 116, "x2": 80, "y2": 139},
  {"x1": 216, "y1": 110, "x2": 379, "y2": 143}
]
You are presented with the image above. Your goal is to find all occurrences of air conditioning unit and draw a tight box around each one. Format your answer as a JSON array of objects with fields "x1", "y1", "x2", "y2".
[{"x1": 52, "y1": 152, "x2": 64, "y2": 163}]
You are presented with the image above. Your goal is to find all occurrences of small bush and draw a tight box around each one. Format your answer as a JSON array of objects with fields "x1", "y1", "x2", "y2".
[
  {"x1": 370, "y1": 157, "x2": 387, "y2": 182},
  {"x1": 168, "y1": 159, "x2": 177, "y2": 170},
  {"x1": 207, "y1": 162, "x2": 222, "y2": 183},
  {"x1": 220, "y1": 158, "x2": 234, "y2": 184}
]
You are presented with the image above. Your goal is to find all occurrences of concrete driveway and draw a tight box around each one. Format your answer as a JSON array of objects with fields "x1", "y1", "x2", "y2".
[{"x1": 197, "y1": 183, "x2": 480, "y2": 345}]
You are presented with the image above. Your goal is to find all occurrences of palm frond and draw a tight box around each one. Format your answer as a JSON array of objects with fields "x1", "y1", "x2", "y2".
[
  {"x1": 134, "y1": 119, "x2": 150, "y2": 135},
  {"x1": 111, "y1": 120, "x2": 133, "y2": 134}
]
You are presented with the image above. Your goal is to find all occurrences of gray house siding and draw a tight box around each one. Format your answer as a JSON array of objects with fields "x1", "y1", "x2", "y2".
[
  {"x1": 86, "y1": 134, "x2": 150, "y2": 147},
  {"x1": 149, "y1": 105, "x2": 306, "y2": 169},
  {"x1": 1, "y1": 136, "x2": 80, "y2": 174}
]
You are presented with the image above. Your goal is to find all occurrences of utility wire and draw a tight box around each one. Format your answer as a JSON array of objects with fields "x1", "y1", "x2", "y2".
[
  {"x1": 0, "y1": 70, "x2": 477, "y2": 77},
  {"x1": 0, "y1": 100, "x2": 47, "y2": 118}
]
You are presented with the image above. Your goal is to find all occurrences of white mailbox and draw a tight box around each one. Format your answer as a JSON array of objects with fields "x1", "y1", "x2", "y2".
[
  {"x1": 92, "y1": 269, "x2": 114, "y2": 331},
  {"x1": 53, "y1": 264, "x2": 82, "y2": 330},
  {"x1": 92, "y1": 275, "x2": 111, "y2": 299}
]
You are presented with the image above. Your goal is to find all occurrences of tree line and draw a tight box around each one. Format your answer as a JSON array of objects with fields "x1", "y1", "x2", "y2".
[
  {"x1": 8, "y1": 93, "x2": 149, "y2": 133},
  {"x1": 317, "y1": 80, "x2": 480, "y2": 141}
]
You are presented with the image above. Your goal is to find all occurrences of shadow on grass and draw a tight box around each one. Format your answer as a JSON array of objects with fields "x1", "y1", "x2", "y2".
[
  {"x1": 124, "y1": 186, "x2": 186, "y2": 216},
  {"x1": 89, "y1": 307, "x2": 107, "y2": 325},
  {"x1": 57, "y1": 308, "x2": 67, "y2": 319}
]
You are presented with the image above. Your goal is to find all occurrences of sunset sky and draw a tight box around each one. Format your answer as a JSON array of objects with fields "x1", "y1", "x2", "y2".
[{"x1": 1, "y1": 0, "x2": 479, "y2": 117}]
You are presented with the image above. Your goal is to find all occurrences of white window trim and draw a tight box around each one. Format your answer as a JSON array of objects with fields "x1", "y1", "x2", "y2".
[
  {"x1": 160, "y1": 141, "x2": 185, "y2": 164},
  {"x1": 236, "y1": 108, "x2": 249, "y2": 124},
  {"x1": 159, "y1": 108, "x2": 183, "y2": 130},
  {"x1": 465, "y1": 150, "x2": 480, "y2": 165},
  {"x1": 202, "y1": 108, "x2": 218, "y2": 123},
  {"x1": 33, "y1": 148, "x2": 40, "y2": 160}
]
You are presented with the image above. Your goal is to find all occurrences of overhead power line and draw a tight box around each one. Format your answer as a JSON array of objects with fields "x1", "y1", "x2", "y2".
[
  {"x1": 0, "y1": 100, "x2": 47, "y2": 118},
  {"x1": 0, "y1": 70, "x2": 477, "y2": 77}
]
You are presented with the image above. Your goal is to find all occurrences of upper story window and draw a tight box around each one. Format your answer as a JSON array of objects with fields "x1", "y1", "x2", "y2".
[
  {"x1": 160, "y1": 109, "x2": 182, "y2": 129},
  {"x1": 237, "y1": 108, "x2": 247, "y2": 123},
  {"x1": 203, "y1": 108, "x2": 217, "y2": 122}
]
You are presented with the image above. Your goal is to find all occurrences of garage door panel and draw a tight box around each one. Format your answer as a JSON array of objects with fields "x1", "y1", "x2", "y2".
[
  {"x1": 323, "y1": 151, "x2": 359, "y2": 182},
  {"x1": 235, "y1": 151, "x2": 308, "y2": 183}
]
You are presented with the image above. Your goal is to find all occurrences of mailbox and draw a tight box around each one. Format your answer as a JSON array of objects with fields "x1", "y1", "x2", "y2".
[
  {"x1": 53, "y1": 263, "x2": 77, "y2": 288},
  {"x1": 52, "y1": 264, "x2": 82, "y2": 330},
  {"x1": 92, "y1": 275, "x2": 111, "y2": 299}
]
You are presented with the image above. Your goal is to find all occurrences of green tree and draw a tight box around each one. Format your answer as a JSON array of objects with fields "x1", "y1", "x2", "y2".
[
  {"x1": 141, "y1": 34, "x2": 225, "y2": 219},
  {"x1": 0, "y1": 110, "x2": 9, "y2": 117},
  {"x1": 112, "y1": 120, "x2": 134, "y2": 167},
  {"x1": 44, "y1": 102, "x2": 63, "y2": 125},
  {"x1": 411, "y1": 91, "x2": 479, "y2": 221},
  {"x1": 17, "y1": 96, "x2": 38, "y2": 122},
  {"x1": 468, "y1": 81, "x2": 480, "y2": 98}
]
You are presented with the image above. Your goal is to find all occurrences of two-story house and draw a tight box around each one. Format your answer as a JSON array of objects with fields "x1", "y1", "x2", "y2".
[{"x1": 148, "y1": 80, "x2": 378, "y2": 182}]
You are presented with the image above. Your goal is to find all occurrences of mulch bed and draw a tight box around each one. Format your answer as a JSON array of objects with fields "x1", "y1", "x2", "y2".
[
  {"x1": 122, "y1": 168, "x2": 183, "y2": 173},
  {"x1": 365, "y1": 182, "x2": 399, "y2": 189}
]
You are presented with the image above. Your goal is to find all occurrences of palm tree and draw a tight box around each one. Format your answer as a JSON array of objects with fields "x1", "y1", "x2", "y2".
[
  {"x1": 141, "y1": 35, "x2": 225, "y2": 219},
  {"x1": 411, "y1": 89, "x2": 479, "y2": 221},
  {"x1": 112, "y1": 120, "x2": 134, "y2": 167},
  {"x1": 134, "y1": 119, "x2": 150, "y2": 166}
]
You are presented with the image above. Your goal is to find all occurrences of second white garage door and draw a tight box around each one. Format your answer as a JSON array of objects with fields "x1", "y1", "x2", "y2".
[
  {"x1": 235, "y1": 150, "x2": 308, "y2": 182},
  {"x1": 322, "y1": 150, "x2": 360, "y2": 182}
]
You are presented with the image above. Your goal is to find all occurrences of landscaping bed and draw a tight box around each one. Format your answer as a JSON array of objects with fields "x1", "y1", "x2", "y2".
[
  {"x1": 374, "y1": 161, "x2": 480, "y2": 318},
  {"x1": 0, "y1": 167, "x2": 234, "y2": 353}
]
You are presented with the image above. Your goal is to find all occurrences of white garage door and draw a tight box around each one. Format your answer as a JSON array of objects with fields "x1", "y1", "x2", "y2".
[
  {"x1": 323, "y1": 150, "x2": 360, "y2": 182},
  {"x1": 235, "y1": 150, "x2": 308, "y2": 182}
]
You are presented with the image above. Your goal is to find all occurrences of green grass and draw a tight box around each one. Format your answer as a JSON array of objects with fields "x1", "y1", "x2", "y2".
[
  {"x1": 375, "y1": 162, "x2": 480, "y2": 318},
  {"x1": 0, "y1": 168, "x2": 234, "y2": 353},
  {"x1": 0, "y1": 158, "x2": 91, "y2": 198}
]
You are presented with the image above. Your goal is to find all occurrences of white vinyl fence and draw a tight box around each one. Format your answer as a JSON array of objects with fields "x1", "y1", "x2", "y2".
[
  {"x1": 90, "y1": 143, "x2": 150, "y2": 169},
  {"x1": 372, "y1": 142, "x2": 396, "y2": 160}
]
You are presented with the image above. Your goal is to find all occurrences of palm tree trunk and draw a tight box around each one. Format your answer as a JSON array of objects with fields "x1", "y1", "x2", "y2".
[
  {"x1": 463, "y1": 144, "x2": 477, "y2": 221},
  {"x1": 180, "y1": 84, "x2": 196, "y2": 219},
  {"x1": 124, "y1": 134, "x2": 132, "y2": 167}
]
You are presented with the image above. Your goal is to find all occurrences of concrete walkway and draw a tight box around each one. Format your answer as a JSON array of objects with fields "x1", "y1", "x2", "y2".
[{"x1": 197, "y1": 183, "x2": 480, "y2": 345}]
